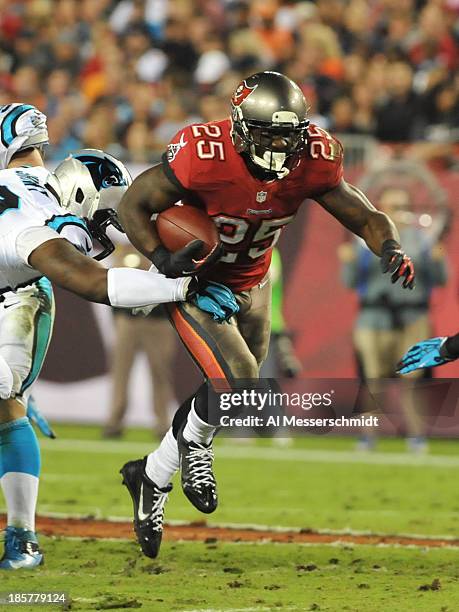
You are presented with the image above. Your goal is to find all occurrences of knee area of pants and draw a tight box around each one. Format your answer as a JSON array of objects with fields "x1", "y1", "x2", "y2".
[
  {"x1": 0, "y1": 355, "x2": 14, "y2": 400},
  {"x1": 230, "y1": 356, "x2": 259, "y2": 379}
]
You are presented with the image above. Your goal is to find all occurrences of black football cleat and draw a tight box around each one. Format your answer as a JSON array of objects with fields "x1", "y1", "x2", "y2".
[
  {"x1": 120, "y1": 457, "x2": 172, "y2": 558},
  {"x1": 177, "y1": 425, "x2": 218, "y2": 514}
]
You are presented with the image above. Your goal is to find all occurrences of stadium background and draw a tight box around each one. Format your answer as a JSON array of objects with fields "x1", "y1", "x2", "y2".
[
  {"x1": 0, "y1": 0, "x2": 458, "y2": 426},
  {"x1": 1, "y1": 2, "x2": 459, "y2": 610}
]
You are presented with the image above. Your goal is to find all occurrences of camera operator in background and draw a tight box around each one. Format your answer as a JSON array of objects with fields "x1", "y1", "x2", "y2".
[{"x1": 338, "y1": 187, "x2": 448, "y2": 452}]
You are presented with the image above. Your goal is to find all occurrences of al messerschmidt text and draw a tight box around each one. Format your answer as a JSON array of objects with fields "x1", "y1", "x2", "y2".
[{"x1": 219, "y1": 415, "x2": 379, "y2": 427}]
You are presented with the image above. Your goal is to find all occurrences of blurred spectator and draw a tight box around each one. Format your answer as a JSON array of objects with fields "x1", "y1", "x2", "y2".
[
  {"x1": 152, "y1": 93, "x2": 198, "y2": 150},
  {"x1": 162, "y1": 18, "x2": 198, "y2": 73},
  {"x1": 328, "y1": 95, "x2": 365, "y2": 134},
  {"x1": 124, "y1": 120, "x2": 155, "y2": 164},
  {"x1": 252, "y1": 2, "x2": 294, "y2": 64},
  {"x1": 338, "y1": 186, "x2": 448, "y2": 452},
  {"x1": 103, "y1": 244, "x2": 177, "y2": 440},
  {"x1": 375, "y1": 61, "x2": 421, "y2": 141},
  {"x1": 194, "y1": 33, "x2": 231, "y2": 87}
]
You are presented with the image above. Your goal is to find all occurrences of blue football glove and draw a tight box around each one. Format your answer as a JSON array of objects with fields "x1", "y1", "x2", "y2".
[
  {"x1": 188, "y1": 280, "x2": 239, "y2": 323},
  {"x1": 26, "y1": 394, "x2": 56, "y2": 439},
  {"x1": 397, "y1": 337, "x2": 452, "y2": 374}
]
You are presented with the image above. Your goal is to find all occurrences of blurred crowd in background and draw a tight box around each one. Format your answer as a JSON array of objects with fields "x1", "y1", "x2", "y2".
[{"x1": 0, "y1": 0, "x2": 458, "y2": 164}]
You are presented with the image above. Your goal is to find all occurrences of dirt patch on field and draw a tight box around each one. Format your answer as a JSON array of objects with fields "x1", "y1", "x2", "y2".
[{"x1": 2, "y1": 515, "x2": 457, "y2": 548}]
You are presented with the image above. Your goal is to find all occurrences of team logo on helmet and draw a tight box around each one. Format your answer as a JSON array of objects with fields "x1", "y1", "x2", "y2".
[
  {"x1": 232, "y1": 80, "x2": 258, "y2": 107},
  {"x1": 75, "y1": 154, "x2": 128, "y2": 190}
]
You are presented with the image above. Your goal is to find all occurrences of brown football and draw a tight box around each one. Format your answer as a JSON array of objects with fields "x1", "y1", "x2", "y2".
[{"x1": 156, "y1": 205, "x2": 220, "y2": 256}]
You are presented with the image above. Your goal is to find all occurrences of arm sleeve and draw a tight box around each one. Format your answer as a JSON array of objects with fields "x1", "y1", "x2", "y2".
[
  {"x1": 107, "y1": 267, "x2": 191, "y2": 308},
  {"x1": 16, "y1": 225, "x2": 63, "y2": 265}
]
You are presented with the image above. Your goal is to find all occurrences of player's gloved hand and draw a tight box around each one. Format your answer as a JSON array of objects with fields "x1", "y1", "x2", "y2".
[
  {"x1": 26, "y1": 394, "x2": 56, "y2": 439},
  {"x1": 396, "y1": 337, "x2": 452, "y2": 374},
  {"x1": 187, "y1": 279, "x2": 239, "y2": 323},
  {"x1": 380, "y1": 239, "x2": 415, "y2": 289},
  {"x1": 151, "y1": 240, "x2": 222, "y2": 278}
]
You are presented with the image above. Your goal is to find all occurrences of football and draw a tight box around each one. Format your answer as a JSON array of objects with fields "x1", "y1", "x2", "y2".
[{"x1": 156, "y1": 204, "x2": 220, "y2": 256}]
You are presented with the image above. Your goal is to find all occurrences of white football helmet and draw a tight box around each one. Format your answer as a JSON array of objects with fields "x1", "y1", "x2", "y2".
[
  {"x1": 53, "y1": 149, "x2": 132, "y2": 260},
  {"x1": 0, "y1": 103, "x2": 49, "y2": 169}
]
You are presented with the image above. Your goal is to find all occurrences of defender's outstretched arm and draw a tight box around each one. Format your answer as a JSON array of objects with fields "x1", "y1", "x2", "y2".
[{"x1": 29, "y1": 238, "x2": 188, "y2": 306}]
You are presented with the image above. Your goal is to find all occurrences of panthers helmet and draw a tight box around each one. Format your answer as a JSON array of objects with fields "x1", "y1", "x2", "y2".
[
  {"x1": 231, "y1": 71, "x2": 309, "y2": 179},
  {"x1": 53, "y1": 149, "x2": 132, "y2": 260},
  {"x1": 0, "y1": 103, "x2": 49, "y2": 169}
]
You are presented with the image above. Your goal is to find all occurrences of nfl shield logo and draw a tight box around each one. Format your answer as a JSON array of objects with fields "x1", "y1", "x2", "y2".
[{"x1": 256, "y1": 191, "x2": 267, "y2": 203}]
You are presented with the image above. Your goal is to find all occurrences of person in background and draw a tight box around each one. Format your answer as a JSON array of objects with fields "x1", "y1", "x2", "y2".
[
  {"x1": 338, "y1": 187, "x2": 448, "y2": 452},
  {"x1": 103, "y1": 244, "x2": 177, "y2": 440},
  {"x1": 260, "y1": 248, "x2": 301, "y2": 380}
]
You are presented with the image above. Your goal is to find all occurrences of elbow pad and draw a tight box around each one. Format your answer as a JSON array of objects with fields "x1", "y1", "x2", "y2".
[{"x1": 107, "y1": 267, "x2": 190, "y2": 308}]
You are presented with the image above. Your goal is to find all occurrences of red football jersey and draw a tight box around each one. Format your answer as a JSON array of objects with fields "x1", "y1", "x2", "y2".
[{"x1": 163, "y1": 118, "x2": 343, "y2": 292}]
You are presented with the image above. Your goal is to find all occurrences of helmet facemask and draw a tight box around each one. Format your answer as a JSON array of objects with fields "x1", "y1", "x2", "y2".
[{"x1": 233, "y1": 108, "x2": 309, "y2": 178}]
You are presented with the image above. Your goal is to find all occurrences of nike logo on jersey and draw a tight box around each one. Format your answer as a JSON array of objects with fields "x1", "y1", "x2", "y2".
[
  {"x1": 3, "y1": 301, "x2": 20, "y2": 309},
  {"x1": 137, "y1": 483, "x2": 151, "y2": 521},
  {"x1": 246, "y1": 208, "x2": 273, "y2": 215}
]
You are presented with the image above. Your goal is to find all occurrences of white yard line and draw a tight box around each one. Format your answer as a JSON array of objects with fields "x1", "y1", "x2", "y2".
[
  {"x1": 27, "y1": 509, "x2": 459, "y2": 544},
  {"x1": 40, "y1": 437, "x2": 459, "y2": 468}
]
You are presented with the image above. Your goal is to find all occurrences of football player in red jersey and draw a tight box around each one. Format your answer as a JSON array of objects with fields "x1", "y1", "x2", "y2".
[{"x1": 118, "y1": 71, "x2": 416, "y2": 558}]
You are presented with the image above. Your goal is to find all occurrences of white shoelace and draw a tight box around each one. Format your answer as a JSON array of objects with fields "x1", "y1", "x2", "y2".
[
  {"x1": 149, "y1": 490, "x2": 169, "y2": 530},
  {"x1": 186, "y1": 445, "x2": 216, "y2": 490}
]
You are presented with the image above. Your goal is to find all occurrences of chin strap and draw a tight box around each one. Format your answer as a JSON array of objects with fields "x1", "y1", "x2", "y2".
[
  {"x1": 274, "y1": 166, "x2": 290, "y2": 179},
  {"x1": 249, "y1": 147, "x2": 290, "y2": 180}
]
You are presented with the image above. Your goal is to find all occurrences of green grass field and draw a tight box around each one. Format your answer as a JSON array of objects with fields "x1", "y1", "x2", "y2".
[{"x1": 1, "y1": 424, "x2": 459, "y2": 611}]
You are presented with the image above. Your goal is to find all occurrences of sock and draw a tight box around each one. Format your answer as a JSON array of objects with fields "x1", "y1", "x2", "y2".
[
  {"x1": 0, "y1": 417, "x2": 40, "y2": 531},
  {"x1": 171, "y1": 382, "x2": 209, "y2": 439},
  {"x1": 172, "y1": 395, "x2": 194, "y2": 439},
  {"x1": 145, "y1": 428, "x2": 179, "y2": 489},
  {"x1": 182, "y1": 400, "x2": 217, "y2": 445}
]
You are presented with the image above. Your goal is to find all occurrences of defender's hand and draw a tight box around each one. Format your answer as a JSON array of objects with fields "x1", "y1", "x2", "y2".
[
  {"x1": 187, "y1": 280, "x2": 239, "y2": 323},
  {"x1": 381, "y1": 239, "x2": 415, "y2": 289},
  {"x1": 152, "y1": 240, "x2": 222, "y2": 278},
  {"x1": 27, "y1": 395, "x2": 56, "y2": 439},
  {"x1": 397, "y1": 337, "x2": 451, "y2": 374}
]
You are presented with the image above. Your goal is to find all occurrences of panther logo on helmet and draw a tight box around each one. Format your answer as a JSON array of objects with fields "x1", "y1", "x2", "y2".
[
  {"x1": 231, "y1": 80, "x2": 258, "y2": 107},
  {"x1": 75, "y1": 154, "x2": 129, "y2": 190}
]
